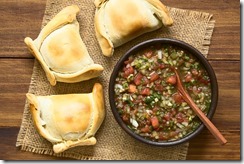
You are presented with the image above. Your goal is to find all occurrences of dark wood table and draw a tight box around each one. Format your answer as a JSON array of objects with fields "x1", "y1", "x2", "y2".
[{"x1": 0, "y1": 0, "x2": 240, "y2": 160}]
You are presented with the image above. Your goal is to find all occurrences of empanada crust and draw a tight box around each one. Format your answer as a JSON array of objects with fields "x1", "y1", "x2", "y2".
[
  {"x1": 94, "y1": 0, "x2": 173, "y2": 57},
  {"x1": 25, "y1": 5, "x2": 104, "y2": 86},
  {"x1": 26, "y1": 83, "x2": 105, "y2": 153}
]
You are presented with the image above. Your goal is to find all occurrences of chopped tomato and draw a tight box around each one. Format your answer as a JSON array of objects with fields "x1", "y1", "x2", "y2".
[
  {"x1": 163, "y1": 112, "x2": 171, "y2": 121},
  {"x1": 159, "y1": 132, "x2": 169, "y2": 140},
  {"x1": 158, "y1": 63, "x2": 166, "y2": 69},
  {"x1": 170, "y1": 109, "x2": 177, "y2": 116},
  {"x1": 128, "y1": 84, "x2": 137, "y2": 93},
  {"x1": 140, "y1": 88, "x2": 150, "y2": 96},
  {"x1": 134, "y1": 73, "x2": 143, "y2": 85},
  {"x1": 123, "y1": 66, "x2": 134, "y2": 78},
  {"x1": 173, "y1": 93, "x2": 183, "y2": 104},
  {"x1": 151, "y1": 116, "x2": 159, "y2": 129},
  {"x1": 199, "y1": 77, "x2": 210, "y2": 85},
  {"x1": 185, "y1": 73, "x2": 192, "y2": 82},
  {"x1": 166, "y1": 75, "x2": 177, "y2": 85},
  {"x1": 155, "y1": 84, "x2": 164, "y2": 92},
  {"x1": 122, "y1": 114, "x2": 129, "y2": 124},
  {"x1": 141, "y1": 125, "x2": 151, "y2": 133},
  {"x1": 153, "y1": 63, "x2": 166, "y2": 70},
  {"x1": 150, "y1": 72, "x2": 159, "y2": 82},
  {"x1": 154, "y1": 79, "x2": 163, "y2": 91},
  {"x1": 134, "y1": 95, "x2": 144, "y2": 103},
  {"x1": 152, "y1": 106, "x2": 159, "y2": 113},
  {"x1": 176, "y1": 113, "x2": 184, "y2": 123},
  {"x1": 146, "y1": 118, "x2": 151, "y2": 125},
  {"x1": 142, "y1": 76, "x2": 150, "y2": 85},
  {"x1": 124, "y1": 57, "x2": 133, "y2": 65},
  {"x1": 145, "y1": 50, "x2": 153, "y2": 58}
]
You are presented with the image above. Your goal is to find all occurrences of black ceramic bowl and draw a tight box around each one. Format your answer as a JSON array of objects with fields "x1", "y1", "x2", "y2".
[{"x1": 109, "y1": 38, "x2": 218, "y2": 146}]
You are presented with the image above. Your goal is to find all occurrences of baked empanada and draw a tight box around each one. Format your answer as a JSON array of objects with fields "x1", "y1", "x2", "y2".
[
  {"x1": 24, "y1": 5, "x2": 104, "y2": 86},
  {"x1": 26, "y1": 83, "x2": 105, "y2": 153},
  {"x1": 94, "y1": 0, "x2": 173, "y2": 57}
]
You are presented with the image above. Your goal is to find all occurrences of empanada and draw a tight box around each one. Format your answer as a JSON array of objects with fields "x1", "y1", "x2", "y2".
[
  {"x1": 94, "y1": 0, "x2": 173, "y2": 57},
  {"x1": 26, "y1": 83, "x2": 105, "y2": 153},
  {"x1": 24, "y1": 5, "x2": 104, "y2": 86}
]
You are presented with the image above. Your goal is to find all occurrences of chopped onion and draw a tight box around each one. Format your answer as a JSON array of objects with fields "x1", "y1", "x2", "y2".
[
  {"x1": 157, "y1": 50, "x2": 163, "y2": 59},
  {"x1": 130, "y1": 118, "x2": 139, "y2": 128}
]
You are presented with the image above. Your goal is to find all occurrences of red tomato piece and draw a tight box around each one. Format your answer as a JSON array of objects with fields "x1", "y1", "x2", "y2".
[
  {"x1": 159, "y1": 132, "x2": 169, "y2": 140},
  {"x1": 152, "y1": 106, "x2": 159, "y2": 113},
  {"x1": 123, "y1": 66, "x2": 134, "y2": 78},
  {"x1": 124, "y1": 57, "x2": 133, "y2": 65},
  {"x1": 163, "y1": 112, "x2": 171, "y2": 121},
  {"x1": 150, "y1": 72, "x2": 159, "y2": 82},
  {"x1": 128, "y1": 84, "x2": 137, "y2": 93},
  {"x1": 170, "y1": 109, "x2": 177, "y2": 116},
  {"x1": 151, "y1": 116, "x2": 159, "y2": 129},
  {"x1": 122, "y1": 114, "x2": 129, "y2": 124},
  {"x1": 142, "y1": 76, "x2": 150, "y2": 85},
  {"x1": 134, "y1": 95, "x2": 144, "y2": 103},
  {"x1": 185, "y1": 73, "x2": 192, "y2": 82},
  {"x1": 140, "y1": 88, "x2": 150, "y2": 96},
  {"x1": 145, "y1": 50, "x2": 153, "y2": 58},
  {"x1": 199, "y1": 78, "x2": 210, "y2": 85},
  {"x1": 155, "y1": 84, "x2": 164, "y2": 92},
  {"x1": 158, "y1": 63, "x2": 166, "y2": 69},
  {"x1": 172, "y1": 93, "x2": 183, "y2": 104},
  {"x1": 153, "y1": 63, "x2": 165, "y2": 70},
  {"x1": 166, "y1": 75, "x2": 177, "y2": 85},
  {"x1": 176, "y1": 113, "x2": 184, "y2": 123},
  {"x1": 141, "y1": 125, "x2": 151, "y2": 133},
  {"x1": 134, "y1": 73, "x2": 143, "y2": 85}
]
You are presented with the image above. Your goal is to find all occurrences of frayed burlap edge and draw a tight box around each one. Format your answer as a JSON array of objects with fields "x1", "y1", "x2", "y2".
[
  {"x1": 168, "y1": 7, "x2": 215, "y2": 57},
  {"x1": 202, "y1": 19, "x2": 215, "y2": 56}
]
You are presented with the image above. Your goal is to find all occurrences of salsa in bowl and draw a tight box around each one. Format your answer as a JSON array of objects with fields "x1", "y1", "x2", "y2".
[{"x1": 109, "y1": 38, "x2": 218, "y2": 146}]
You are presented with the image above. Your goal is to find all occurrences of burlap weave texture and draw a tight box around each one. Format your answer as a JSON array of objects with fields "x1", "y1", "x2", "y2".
[{"x1": 16, "y1": 0, "x2": 215, "y2": 160}]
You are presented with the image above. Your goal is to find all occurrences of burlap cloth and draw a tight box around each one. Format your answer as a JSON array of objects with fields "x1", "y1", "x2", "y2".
[{"x1": 16, "y1": 0, "x2": 215, "y2": 160}]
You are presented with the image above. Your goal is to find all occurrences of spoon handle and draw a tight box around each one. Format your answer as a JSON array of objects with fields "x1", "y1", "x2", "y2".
[
  {"x1": 173, "y1": 68, "x2": 227, "y2": 145},
  {"x1": 182, "y1": 93, "x2": 227, "y2": 145}
]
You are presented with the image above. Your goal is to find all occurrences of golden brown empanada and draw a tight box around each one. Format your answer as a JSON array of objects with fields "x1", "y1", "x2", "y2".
[
  {"x1": 26, "y1": 83, "x2": 105, "y2": 153},
  {"x1": 94, "y1": 0, "x2": 173, "y2": 57},
  {"x1": 24, "y1": 5, "x2": 104, "y2": 86}
]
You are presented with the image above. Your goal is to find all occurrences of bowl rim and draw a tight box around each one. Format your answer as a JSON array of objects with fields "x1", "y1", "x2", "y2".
[{"x1": 109, "y1": 38, "x2": 218, "y2": 146}]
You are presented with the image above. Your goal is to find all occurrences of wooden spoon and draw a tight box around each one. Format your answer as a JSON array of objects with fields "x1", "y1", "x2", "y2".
[{"x1": 172, "y1": 68, "x2": 227, "y2": 145}]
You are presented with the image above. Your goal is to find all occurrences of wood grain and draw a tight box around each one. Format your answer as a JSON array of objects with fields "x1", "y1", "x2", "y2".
[
  {"x1": 0, "y1": 0, "x2": 240, "y2": 160},
  {"x1": 0, "y1": 0, "x2": 46, "y2": 58},
  {"x1": 0, "y1": 127, "x2": 71, "y2": 160},
  {"x1": 0, "y1": 59, "x2": 33, "y2": 127},
  {"x1": 163, "y1": 0, "x2": 240, "y2": 61}
]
